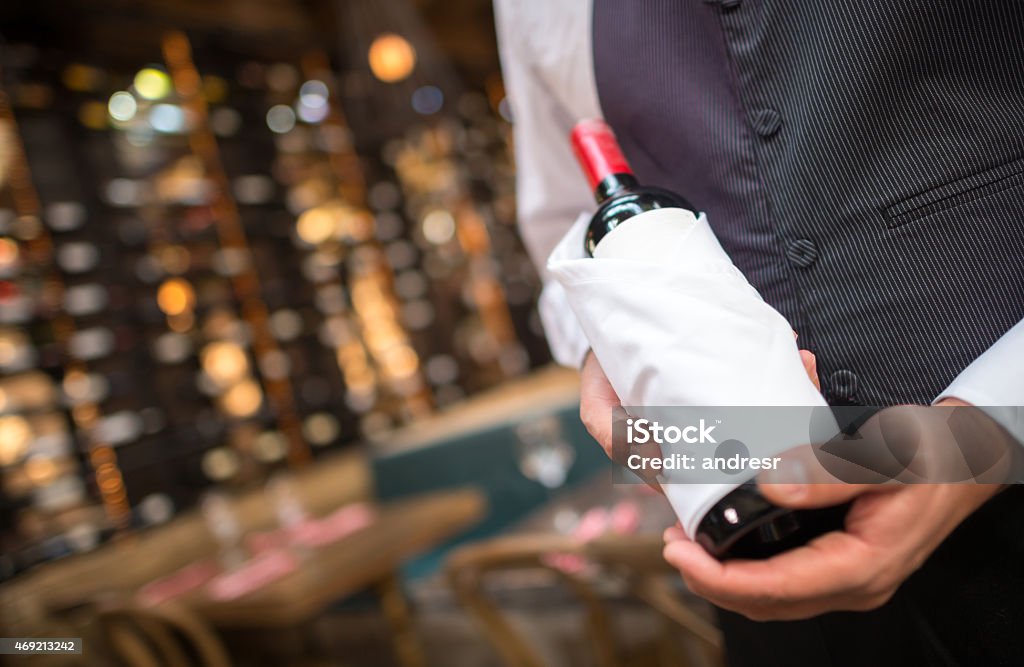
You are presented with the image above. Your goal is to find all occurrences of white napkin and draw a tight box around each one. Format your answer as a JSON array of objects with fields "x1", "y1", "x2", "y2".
[
  {"x1": 547, "y1": 208, "x2": 825, "y2": 407},
  {"x1": 547, "y1": 208, "x2": 827, "y2": 536}
]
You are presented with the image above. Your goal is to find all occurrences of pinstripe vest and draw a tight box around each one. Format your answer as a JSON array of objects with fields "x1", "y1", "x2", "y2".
[{"x1": 593, "y1": 0, "x2": 1024, "y2": 406}]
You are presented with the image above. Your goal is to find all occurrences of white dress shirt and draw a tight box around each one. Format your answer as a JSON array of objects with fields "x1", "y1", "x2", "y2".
[{"x1": 494, "y1": 0, "x2": 1024, "y2": 444}]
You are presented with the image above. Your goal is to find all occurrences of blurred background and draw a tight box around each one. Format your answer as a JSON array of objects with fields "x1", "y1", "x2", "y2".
[{"x1": 0, "y1": 1, "x2": 720, "y2": 665}]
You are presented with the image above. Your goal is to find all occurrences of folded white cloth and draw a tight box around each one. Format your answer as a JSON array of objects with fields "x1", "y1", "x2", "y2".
[
  {"x1": 547, "y1": 208, "x2": 825, "y2": 408},
  {"x1": 546, "y1": 208, "x2": 826, "y2": 536}
]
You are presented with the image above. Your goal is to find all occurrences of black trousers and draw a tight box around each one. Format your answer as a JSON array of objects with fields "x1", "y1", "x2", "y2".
[{"x1": 718, "y1": 486, "x2": 1024, "y2": 667}]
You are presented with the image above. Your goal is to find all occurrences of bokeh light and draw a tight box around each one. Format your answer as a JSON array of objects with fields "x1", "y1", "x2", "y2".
[
  {"x1": 302, "y1": 412, "x2": 340, "y2": 446},
  {"x1": 253, "y1": 431, "x2": 288, "y2": 462},
  {"x1": 25, "y1": 456, "x2": 58, "y2": 486},
  {"x1": 133, "y1": 68, "x2": 172, "y2": 100},
  {"x1": 156, "y1": 278, "x2": 195, "y2": 316},
  {"x1": 150, "y1": 103, "x2": 185, "y2": 133},
  {"x1": 201, "y1": 447, "x2": 241, "y2": 481},
  {"x1": 422, "y1": 209, "x2": 456, "y2": 244},
  {"x1": 62, "y1": 63, "x2": 103, "y2": 92},
  {"x1": 266, "y1": 104, "x2": 296, "y2": 134},
  {"x1": 138, "y1": 493, "x2": 174, "y2": 525},
  {"x1": 201, "y1": 342, "x2": 250, "y2": 387},
  {"x1": 368, "y1": 34, "x2": 417, "y2": 83},
  {"x1": 210, "y1": 107, "x2": 242, "y2": 137},
  {"x1": 0, "y1": 415, "x2": 32, "y2": 465},
  {"x1": 107, "y1": 91, "x2": 137, "y2": 122},
  {"x1": 0, "y1": 329, "x2": 27, "y2": 368},
  {"x1": 411, "y1": 86, "x2": 444, "y2": 115},
  {"x1": 299, "y1": 80, "x2": 329, "y2": 108},
  {"x1": 78, "y1": 100, "x2": 108, "y2": 129},
  {"x1": 0, "y1": 238, "x2": 19, "y2": 271},
  {"x1": 220, "y1": 379, "x2": 263, "y2": 417},
  {"x1": 202, "y1": 75, "x2": 228, "y2": 103},
  {"x1": 296, "y1": 99, "x2": 330, "y2": 124},
  {"x1": 296, "y1": 205, "x2": 337, "y2": 245}
]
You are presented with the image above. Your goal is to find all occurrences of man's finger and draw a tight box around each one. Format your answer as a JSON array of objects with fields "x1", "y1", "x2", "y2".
[
  {"x1": 757, "y1": 441, "x2": 898, "y2": 509},
  {"x1": 579, "y1": 351, "x2": 622, "y2": 459},
  {"x1": 799, "y1": 349, "x2": 820, "y2": 391},
  {"x1": 663, "y1": 524, "x2": 686, "y2": 544},
  {"x1": 662, "y1": 536, "x2": 725, "y2": 594},
  {"x1": 758, "y1": 481, "x2": 880, "y2": 509},
  {"x1": 580, "y1": 406, "x2": 613, "y2": 455}
]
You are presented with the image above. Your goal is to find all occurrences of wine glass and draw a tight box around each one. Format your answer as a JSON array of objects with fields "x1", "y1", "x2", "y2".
[
  {"x1": 515, "y1": 415, "x2": 578, "y2": 533},
  {"x1": 266, "y1": 472, "x2": 309, "y2": 534},
  {"x1": 200, "y1": 491, "x2": 246, "y2": 570}
]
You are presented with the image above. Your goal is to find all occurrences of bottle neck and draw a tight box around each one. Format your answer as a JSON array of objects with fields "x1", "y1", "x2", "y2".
[
  {"x1": 571, "y1": 119, "x2": 636, "y2": 197},
  {"x1": 594, "y1": 172, "x2": 639, "y2": 203}
]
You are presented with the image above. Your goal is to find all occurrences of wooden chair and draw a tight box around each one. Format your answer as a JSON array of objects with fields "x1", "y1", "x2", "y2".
[
  {"x1": 447, "y1": 534, "x2": 723, "y2": 667},
  {"x1": 89, "y1": 597, "x2": 233, "y2": 667}
]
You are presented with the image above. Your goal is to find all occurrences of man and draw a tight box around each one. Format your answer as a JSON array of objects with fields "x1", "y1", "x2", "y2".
[{"x1": 495, "y1": 1, "x2": 1024, "y2": 665}]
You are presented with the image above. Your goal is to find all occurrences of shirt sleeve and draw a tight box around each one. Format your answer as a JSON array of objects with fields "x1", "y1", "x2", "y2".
[
  {"x1": 934, "y1": 318, "x2": 1024, "y2": 446},
  {"x1": 494, "y1": 0, "x2": 598, "y2": 367}
]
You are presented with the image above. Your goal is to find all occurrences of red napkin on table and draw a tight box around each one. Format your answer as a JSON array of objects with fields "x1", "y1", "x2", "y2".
[
  {"x1": 246, "y1": 502, "x2": 377, "y2": 554},
  {"x1": 206, "y1": 549, "x2": 298, "y2": 601},
  {"x1": 541, "y1": 500, "x2": 641, "y2": 574},
  {"x1": 137, "y1": 560, "x2": 220, "y2": 606}
]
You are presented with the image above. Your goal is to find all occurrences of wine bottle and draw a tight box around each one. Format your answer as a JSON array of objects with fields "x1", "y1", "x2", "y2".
[
  {"x1": 570, "y1": 119, "x2": 846, "y2": 559},
  {"x1": 571, "y1": 119, "x2": 698, "y2": 258}
]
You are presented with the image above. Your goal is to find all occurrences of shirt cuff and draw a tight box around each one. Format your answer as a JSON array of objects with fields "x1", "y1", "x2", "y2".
[{"x1": 934, "y1": 318, "x2": 1024, "y2": 446}]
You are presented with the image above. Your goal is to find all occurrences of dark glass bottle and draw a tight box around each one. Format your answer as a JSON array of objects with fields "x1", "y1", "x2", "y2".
[
  {"x1": 571, "y1": 119, "x2": 698, "y2": 257},
  {"x1": 571, "y1": 119, "x2": 847, "y2": 559},
  {"x1": 695, "y1": 482, "x2": 850, "y2": 560}
]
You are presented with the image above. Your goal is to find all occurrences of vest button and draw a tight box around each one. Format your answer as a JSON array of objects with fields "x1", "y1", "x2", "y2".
[
  {"x1": 785, "y1": 238, "x2": 818, "y2": 268},
  {"x1": 752, "y1": 108, "x2": 782, "y2": 137},
  {"x1": 828, "y1": 370, "x2": 859, "y2": 402}
]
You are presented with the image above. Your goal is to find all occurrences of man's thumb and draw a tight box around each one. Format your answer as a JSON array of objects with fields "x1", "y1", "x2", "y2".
[{"x1": 756, "y1": 448, "x2": 882, "y2": 508}]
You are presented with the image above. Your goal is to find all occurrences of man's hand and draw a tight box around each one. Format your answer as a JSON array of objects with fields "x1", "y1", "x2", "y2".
[
  {"x1": 663, "y1": 481, "x2": 1000, "y2": 621},
  {"x1": 661, "y1": 398, "x2": 1010, "y2": 621},
  {"x1": 579, "y1": 351, "x2": 621, "y2": 460}
]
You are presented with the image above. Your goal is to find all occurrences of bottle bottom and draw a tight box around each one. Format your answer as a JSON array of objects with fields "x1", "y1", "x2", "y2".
[{"x1": 695, "y1": 483, "x2": 850, "y2": 560}]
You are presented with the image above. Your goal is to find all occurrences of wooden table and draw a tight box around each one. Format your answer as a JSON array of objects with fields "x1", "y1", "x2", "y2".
[
  {"x1": 13, "y1": 487, "x2": 484, "y2": 667},
  {"x1": 181, "y1": 488, "x2": 485, "y2": 628},
  {"x1": 512, "y1": 474, "x2": 676, "y2": 537},
  {"x1": 165, "y1": 488, "x2": 485, "y2": 667}
]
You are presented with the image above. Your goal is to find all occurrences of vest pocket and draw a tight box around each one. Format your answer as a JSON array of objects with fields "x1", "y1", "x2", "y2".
[{"x1": 883, "y1": 156, "x2": 1024, "y2": 228}]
